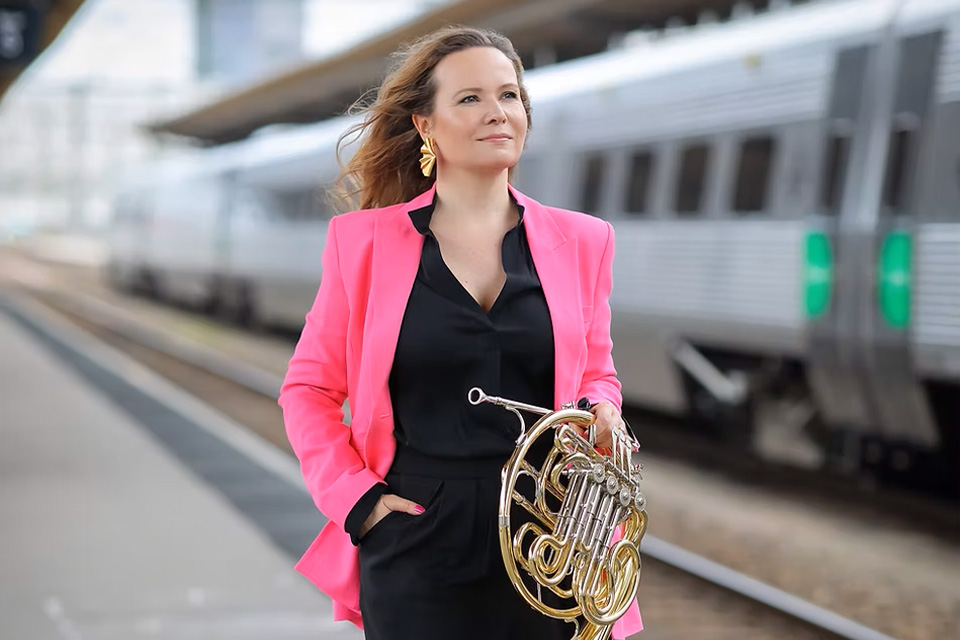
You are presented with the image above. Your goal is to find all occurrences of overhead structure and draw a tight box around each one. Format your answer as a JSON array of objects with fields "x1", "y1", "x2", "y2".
[
  {"x1": 147, "y1": 0, "x2": 774, "y2": 145},
  {"x1": 0, "y1": 0, "x2": 90, "y2": 103}
]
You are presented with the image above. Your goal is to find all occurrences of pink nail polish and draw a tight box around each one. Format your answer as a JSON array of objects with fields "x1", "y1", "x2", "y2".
[{"x1": 413, "y1": 505, "x2": 425, "y2": 514}]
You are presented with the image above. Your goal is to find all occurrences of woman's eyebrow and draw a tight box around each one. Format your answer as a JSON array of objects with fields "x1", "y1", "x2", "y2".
[{"x1": 454, "y1": 83, "x2": 520, "y2": 94}]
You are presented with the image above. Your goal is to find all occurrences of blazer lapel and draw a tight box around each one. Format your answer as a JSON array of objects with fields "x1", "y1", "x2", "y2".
[
  {"x1": 363, "y1": 186, "x2": 434, "y2": 435},
  {"x1": 362, "y1": 184, "x2": 581, "y2": 438},
  {"x1": 512, "y1": 187, "x2": 583, "y2": 410}
]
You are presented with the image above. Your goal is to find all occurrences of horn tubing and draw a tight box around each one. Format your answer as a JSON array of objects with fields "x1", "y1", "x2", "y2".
[{"x1": 468, "y1": 386, "x2": 552, "y2": 416}]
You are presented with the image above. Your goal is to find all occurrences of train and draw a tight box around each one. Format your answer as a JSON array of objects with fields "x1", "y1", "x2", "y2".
[{"x1": 106, "y1": 0, "x2": 960, "y2": 495}]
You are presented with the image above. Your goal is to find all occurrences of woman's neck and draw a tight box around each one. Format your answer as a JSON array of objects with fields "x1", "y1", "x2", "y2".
[{"x1": 433, "y1": 169, "x2": 515, "y2": 228}]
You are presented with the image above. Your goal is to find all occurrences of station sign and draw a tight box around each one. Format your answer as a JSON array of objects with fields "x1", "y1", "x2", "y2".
[{"x1": 0, "y1": 3, "x2": 43, "y2": 66}]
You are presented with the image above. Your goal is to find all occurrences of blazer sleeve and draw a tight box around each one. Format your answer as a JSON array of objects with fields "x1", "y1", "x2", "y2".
[
  {"x1": 279, "y1": 215, "x2": 384, "y2": 531},
  {"x1": 576, "y1": 221, "x2": 623, "y2": 414}
]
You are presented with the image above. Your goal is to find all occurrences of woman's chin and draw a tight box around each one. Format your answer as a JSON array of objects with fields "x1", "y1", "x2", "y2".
[{"x1": 461, "y1": 159, "x2": 522, "y2": 175}]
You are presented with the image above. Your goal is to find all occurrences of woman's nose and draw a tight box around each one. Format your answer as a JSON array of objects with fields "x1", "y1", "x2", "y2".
[{"x1": 486, "y1": 104, "x2": 507, "y2": 124}]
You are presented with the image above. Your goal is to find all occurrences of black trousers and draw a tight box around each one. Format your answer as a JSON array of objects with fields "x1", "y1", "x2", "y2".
[{"x1": 357, "y1": 447, "x2": 576, "y2": 640}]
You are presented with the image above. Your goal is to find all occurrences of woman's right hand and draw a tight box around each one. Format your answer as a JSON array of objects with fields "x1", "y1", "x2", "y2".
[{"x1": 359, "y1": 493, "x2": 425, "y2": 539}]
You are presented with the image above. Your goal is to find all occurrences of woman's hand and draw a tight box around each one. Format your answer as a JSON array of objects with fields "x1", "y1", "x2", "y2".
[
  {"x1": 359, "y1": 493, "x2": 424, "y2": 539},
  {"x1": 588, "y1": 401, "x2": 627, "y2": 451}
]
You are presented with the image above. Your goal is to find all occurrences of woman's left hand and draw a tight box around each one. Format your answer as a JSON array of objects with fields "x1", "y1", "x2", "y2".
[{"x1": 588, "y1": 401, "x2": 626, "y2": 451}]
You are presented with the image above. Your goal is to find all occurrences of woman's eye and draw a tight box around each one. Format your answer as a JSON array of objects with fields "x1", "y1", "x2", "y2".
[
  {"x1": 460, "y1": 95, "x2": 479, "y2": 103},
  {"x1": 502, "y1": 91, "x2": 518, "y2": 99}
]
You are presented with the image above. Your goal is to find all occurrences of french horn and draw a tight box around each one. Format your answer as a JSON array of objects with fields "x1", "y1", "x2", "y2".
[{"x1": 467, "y1": 388, "x2": 647, "y2": 640}]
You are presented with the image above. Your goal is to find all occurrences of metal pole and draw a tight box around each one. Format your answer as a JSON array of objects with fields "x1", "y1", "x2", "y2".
[{"x1": 69, "y1": 82, "x2": 88, "y2": 231}]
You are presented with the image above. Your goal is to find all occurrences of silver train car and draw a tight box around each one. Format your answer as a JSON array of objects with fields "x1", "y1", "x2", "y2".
[{"x1": 107, "y1": 0, "x2": 960, "y2": 491}]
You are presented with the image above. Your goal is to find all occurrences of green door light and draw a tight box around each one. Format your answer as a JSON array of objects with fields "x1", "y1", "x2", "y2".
[
  {"x1": 877, "y1": 231, "x2": 912, "y2": 329},
  {"x1": 804, "y1": 231, "x2": 833, "y2": 319}
]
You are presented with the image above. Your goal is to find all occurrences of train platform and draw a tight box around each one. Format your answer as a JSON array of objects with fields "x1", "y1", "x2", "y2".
[
  {"x1": 3, "y1": 253, "x2": 960, "y2": 640},
  {"x1": 0, "y1": 289, "x2": 362, "y2": 640}
]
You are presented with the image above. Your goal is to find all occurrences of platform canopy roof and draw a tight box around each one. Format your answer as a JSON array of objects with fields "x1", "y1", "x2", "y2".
[
  {"x1": 0, "y1": 0, "x2": 89, "y2": 103},
  {"x1": 147, "y1": 0, "x2": 760, "y2": 145}
]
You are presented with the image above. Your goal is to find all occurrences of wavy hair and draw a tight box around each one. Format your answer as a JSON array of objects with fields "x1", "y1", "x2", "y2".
[{"x1": 330, "y1": 26, "x2": 532, "y2": 212}]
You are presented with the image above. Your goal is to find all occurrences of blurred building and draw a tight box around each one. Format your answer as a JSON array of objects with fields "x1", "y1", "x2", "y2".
[
  {"x1": 196, "y1": 0, "x2": 305, "y2": 85},
  {"x1": 0, "y1": 0, "x2": 199, "y2": 234},
  {"x1": 0, "y1": 0, "x2": 449, "y2": 235},
  {"x1": 0, "y1": 82, "x2": 191, "y2": 234}
]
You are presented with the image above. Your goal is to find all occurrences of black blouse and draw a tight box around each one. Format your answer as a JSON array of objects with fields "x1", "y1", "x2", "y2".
[{"x1": 345, "y1": 196, "x2": 556, "y2": 541}]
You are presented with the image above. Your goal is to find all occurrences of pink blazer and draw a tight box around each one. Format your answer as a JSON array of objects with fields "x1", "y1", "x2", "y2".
[{"x1": 279, "y1": 184, "x2": 642, "y2": 637}]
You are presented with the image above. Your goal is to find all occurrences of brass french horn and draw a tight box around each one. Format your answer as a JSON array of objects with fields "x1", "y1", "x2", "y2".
[{"x1": 467, "y1": 388, "x2": 647, "y2": 640}]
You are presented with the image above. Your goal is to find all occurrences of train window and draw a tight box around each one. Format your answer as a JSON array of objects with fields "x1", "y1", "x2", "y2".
[
  {"x1": 732, "y1": 136, "x2": 776, "y2": 213},
  {"x1": 272, "y1": 191, "x2": 306, "y2": 221},
  {"x1": 515, "y1": 156, "x2": 542, "y2": 195},
  {"x1": 579, "y1": 154, "x2": 607, "y2": 215},
  {"x1": 305, "y1": 189, "x2": 331, "y2": 220},
  {"x1": 264, "y1": 188, "x2": 329, "y2": 221},
  {"x1": 624, "y1": 150, "x2": 654, "y2": 215},
  {"x1": 882, "y1": 127, "x2": 914, "y2": 211},
  {"x1": 955, "y1": 158, "x2": 960, "y2": 216},
  {"x1": 819, "y1": 132, "x2": 851, "y2": 214},
  {"x1": 674, "y1": 143, "x2": 710, "y2": 214}
]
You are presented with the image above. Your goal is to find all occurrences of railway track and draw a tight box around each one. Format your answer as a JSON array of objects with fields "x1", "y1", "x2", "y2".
[
  {"x1": 9, "y1": 285, "x2": 937, "y2": 640},
  {"x1": 625, "y1": 409, "x2": 960, "y2": 542}
]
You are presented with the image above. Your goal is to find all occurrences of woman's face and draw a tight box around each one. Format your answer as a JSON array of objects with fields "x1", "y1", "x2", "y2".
[{"x1": 415, "y1": 46, "x2": 528, "y2": 175}]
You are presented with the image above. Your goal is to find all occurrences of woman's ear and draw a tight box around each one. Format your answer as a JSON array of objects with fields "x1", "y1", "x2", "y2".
[{"x1": 412, "y1": 114, "x2": 431, "y2": 139}]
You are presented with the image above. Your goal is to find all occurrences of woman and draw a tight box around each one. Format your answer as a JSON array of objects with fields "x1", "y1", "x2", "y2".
[{"x1": 279, "y1": 26, "x2": 643, "y2": 640}]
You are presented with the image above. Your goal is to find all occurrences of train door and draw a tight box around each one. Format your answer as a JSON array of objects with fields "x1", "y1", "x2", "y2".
[
  {"x1": 808, "y1": 22, "x2": 946, "y2": 473},
  {"x1": 860, "y1": 27, "x2": 944, "y2": 457},
  {"x1": 805, "y1": 42, "x2": 879, "y2": 467}
]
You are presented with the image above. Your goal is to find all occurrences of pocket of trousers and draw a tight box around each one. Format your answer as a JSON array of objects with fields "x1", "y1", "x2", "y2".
[
  {"x1": 359, "y1": 477, "x2": 445, "y2": 547},
  {"x1": 359, "y1": 509, "x2": 404, "y2": 545}
]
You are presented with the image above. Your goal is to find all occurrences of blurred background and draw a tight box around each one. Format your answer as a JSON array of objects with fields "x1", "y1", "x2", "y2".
[
  {"x1": 0, "y1": 0, "x2": 451, "y2": 237},
  {"x1": 1, "y1": 1, "x2": 958, "y2": 639}
]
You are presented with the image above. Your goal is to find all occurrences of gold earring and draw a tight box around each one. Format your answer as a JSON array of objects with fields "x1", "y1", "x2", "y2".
[{"x1": 420, "y1": 137, "x2": 436, "y2": 177}]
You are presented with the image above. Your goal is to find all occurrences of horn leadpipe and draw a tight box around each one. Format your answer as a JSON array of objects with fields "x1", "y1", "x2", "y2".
[{"x1": 468, "y1": 387, "x2": 552, "y2": 415}]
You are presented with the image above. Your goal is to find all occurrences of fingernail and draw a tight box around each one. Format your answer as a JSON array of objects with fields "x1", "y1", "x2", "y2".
[{"x1": 413, "y1": 505, "x2": 425, "y2": 514}]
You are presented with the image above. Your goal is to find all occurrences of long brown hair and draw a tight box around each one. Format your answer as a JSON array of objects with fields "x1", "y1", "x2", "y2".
[{"x1": 330, "y1": 26, "x2": 532, "y2": 212}]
